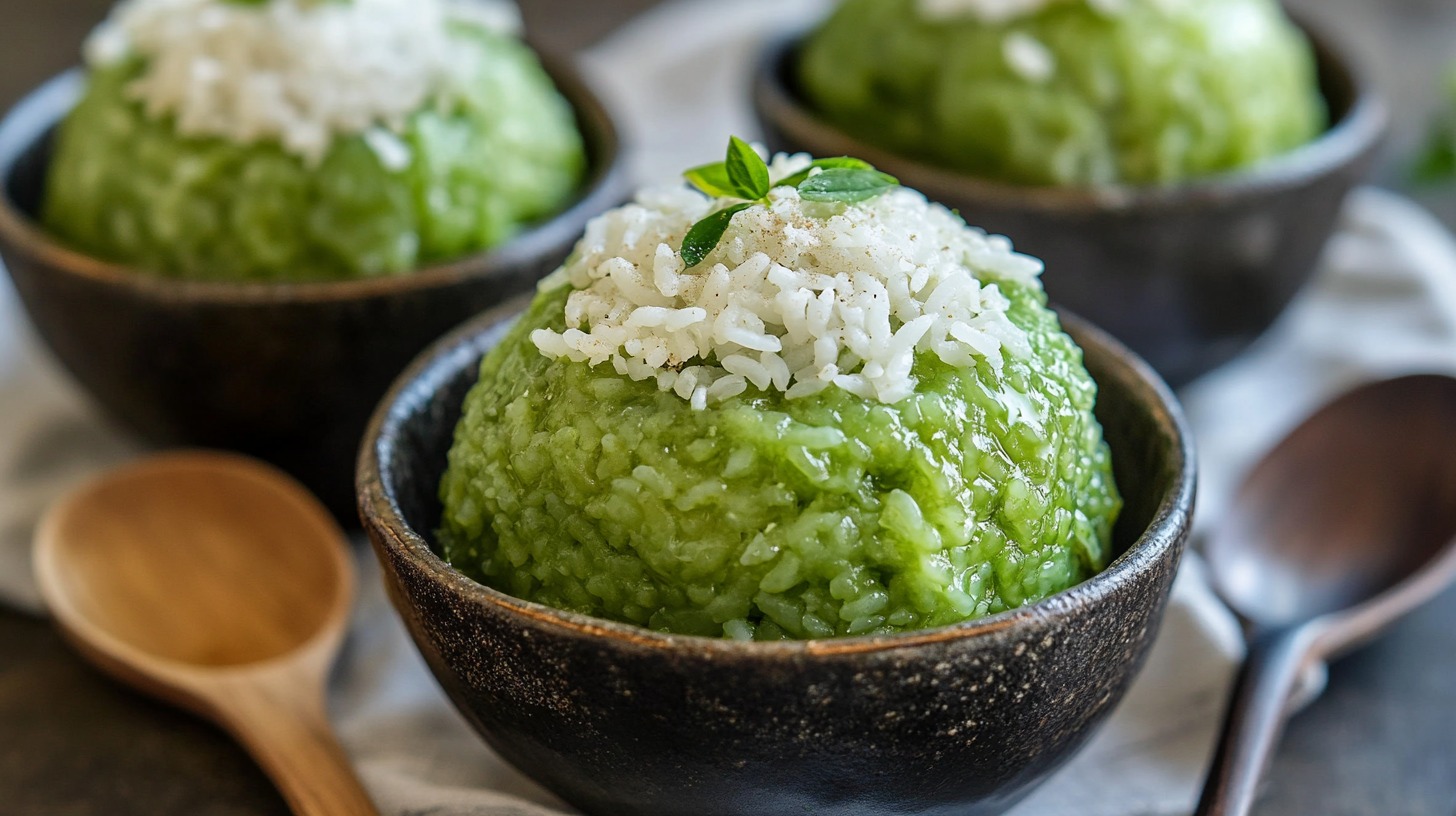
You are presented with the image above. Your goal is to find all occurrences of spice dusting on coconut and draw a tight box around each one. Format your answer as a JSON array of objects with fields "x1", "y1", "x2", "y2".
[{"x1": 530, "y1": 141, "x2": 1037, "y2": 408}]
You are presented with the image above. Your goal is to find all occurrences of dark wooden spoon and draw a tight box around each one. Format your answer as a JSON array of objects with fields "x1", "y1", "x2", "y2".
[{"x1": 1195, "y1": 375, "x2": 1456, "y2": 816}]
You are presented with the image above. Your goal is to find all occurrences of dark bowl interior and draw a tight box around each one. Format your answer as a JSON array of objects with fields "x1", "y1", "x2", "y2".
[
  {"x1": 0, "y1": 62, "x2": 630, "y2": 519},
  {"x1": 358, "y1": 301, "x2": 1196, "y2": 816},
  {"x1": 753, "y1": 18, "x2": 1388, "y2": 386}
]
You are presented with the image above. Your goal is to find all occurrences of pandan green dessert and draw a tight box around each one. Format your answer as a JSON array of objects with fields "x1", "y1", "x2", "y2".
[
  {"x1": 438, "y1": 140, "x2": 1121, "y2": 641},
  {"x1": 798, "y1": 0, "x2": 1326, "y2": 186},
  {"x1": 43, "y1": 0, "x2": 584, "y2": 282}
]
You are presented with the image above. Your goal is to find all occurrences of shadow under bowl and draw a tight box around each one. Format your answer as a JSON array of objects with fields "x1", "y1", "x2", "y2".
[
  {"x1": 0, "y1": 63, "x2": 630, "y2": 518},
  {"x1": 357, "y1": 301, "x2": 1197, "y2": 816},
  {"x1": 753, "y1": 21, "x2": 1388, "y2": 387}
]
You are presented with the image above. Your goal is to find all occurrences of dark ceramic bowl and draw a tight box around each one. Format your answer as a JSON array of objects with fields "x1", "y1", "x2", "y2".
[
  {"x1": 0, "y1": 64, "x2": 629, "y2": 517},
  {"x1": 753, "y1": 21, "x2": 1388, "y2": 386},
  {"x1": 357, "y1": 301, "x2": 1196, "y2": 816}
]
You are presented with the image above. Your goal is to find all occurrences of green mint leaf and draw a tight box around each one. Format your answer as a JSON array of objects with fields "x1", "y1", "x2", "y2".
[
  {"x1": 775, "y1": 157, "x2": 875, "y2": 189},
  {"x1": 797, "y1": 168, "x2": 900, "y2": 204},
  {"x1": 725, "y1": 136, "x2": 771, "y2": 201},
  {"x1": 680, "y1": 202, "x2": 753, "y2": 268},
  {"x1": 684, "y1": 162, "x2": 738, "y2": 199}
]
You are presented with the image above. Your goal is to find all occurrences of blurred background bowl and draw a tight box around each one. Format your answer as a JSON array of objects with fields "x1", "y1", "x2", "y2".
[
  {"x1": 357, "y1": 301, "x2": 1195, "y2": 816},
  {"x1": 0, "y1": 63, "x2": 628, "y2": 519},
  {"x1": 753, "y1": 19, "x2": 1388, "y2": 386}
]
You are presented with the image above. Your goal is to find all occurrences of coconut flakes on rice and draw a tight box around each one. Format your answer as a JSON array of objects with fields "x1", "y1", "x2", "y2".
[
  {"x1": 85, "y1": 0, "x2": 523, "y2": 164},
  {"x1": 531, "y1": 154, "x2": 1041, "y2": 409}
]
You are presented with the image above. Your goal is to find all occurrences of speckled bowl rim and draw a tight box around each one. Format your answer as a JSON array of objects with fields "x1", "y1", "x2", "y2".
[
  {"x1": 0, "y1": 60, "x2": 626, "y2": 305},
  {"x1": 358, "y1": 298, "x2": 1197, "y2": 658},
  {"x1": 752, "y1": 14, "x2": 1388, "y2": 215}
]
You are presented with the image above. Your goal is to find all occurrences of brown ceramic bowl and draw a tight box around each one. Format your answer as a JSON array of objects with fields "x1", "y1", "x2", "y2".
[
  {"x1": 0, "y1": 65, "x2": 629, "y2": 518},
  {"x1": 357, "y1": 300, "x2": 1196, "y2": 816},
  {"x1": 753, "y1": 20, "x2": 1388, "y2": 386}
]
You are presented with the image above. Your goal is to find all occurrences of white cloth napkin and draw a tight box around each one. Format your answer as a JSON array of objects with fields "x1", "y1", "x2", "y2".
[{"x1": 6, "y1": 1, "x2": 1456, "y2": 814}]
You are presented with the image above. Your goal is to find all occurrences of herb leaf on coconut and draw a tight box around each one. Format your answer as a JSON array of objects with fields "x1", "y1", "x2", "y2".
[
  {"x1": 775, "y1": 156, "x2": 876, "y2": 189},
  {"x1": 683, "y1": 163, "x2": 738, "y2": 199},
  {"x1": 725, "y1": 136, "x2": 772, "y2": 200},
  {"x1": 681, "y1": 203, "x2": 754, "y2": 268},
  {"x1": 798, "y1": 168, "x2": 900, "y2": 203},
  {"x1": 679, "y1": 138, "x2": 899, "y2": 267}
]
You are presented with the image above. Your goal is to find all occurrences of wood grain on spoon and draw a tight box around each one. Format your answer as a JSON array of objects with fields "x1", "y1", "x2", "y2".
[{"x1": 33, "y1": 451, "x2": 379, "y2": 816}]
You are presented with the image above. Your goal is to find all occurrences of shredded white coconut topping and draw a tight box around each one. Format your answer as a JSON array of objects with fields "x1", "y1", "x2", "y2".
[
  {"x1": 85, "y1": 0, "x2": 523, "y2": 164},
  {"x1": 530, "y1": 155, "x2": 1042, "y2": 408}
]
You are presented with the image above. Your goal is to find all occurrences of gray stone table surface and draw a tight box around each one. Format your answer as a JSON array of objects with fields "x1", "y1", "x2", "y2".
[{"x1": 1, "y1": 1, "x2": 1454, "y2": 814}]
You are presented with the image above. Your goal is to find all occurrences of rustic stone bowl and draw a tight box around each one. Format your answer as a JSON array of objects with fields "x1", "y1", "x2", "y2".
[
  {"x1": 0, "y1": 64, "x2": 629, "y2": 518},
  {"x1": 753, "y1": 20, "x2": 1387, "y2": 386},
  {"x1": 357, "y1": 300, "x2": 1197, "y2": 816}
]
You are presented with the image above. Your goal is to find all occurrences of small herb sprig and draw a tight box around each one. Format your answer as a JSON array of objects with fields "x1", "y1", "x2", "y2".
[{"x1": 679, "y1": 137, "x2": 899, "y2": 267}]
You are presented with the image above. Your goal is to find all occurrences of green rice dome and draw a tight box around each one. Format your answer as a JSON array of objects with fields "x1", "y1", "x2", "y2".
[
  {"x1": 439, "y1": 278, "x2": 1121, "y2": 641},
  {"x1": 798, "y1": 0, "x2": 1325, "y2": 186},
  {"x1": 42, "y1": 25, "x2": 585, "y2": 282}
]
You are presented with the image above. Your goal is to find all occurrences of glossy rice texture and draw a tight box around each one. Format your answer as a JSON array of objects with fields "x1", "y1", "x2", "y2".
[
  {"x1": 42, "y1": 26, "x2": 584, "y2": 281},
  {"x1": 439, "y1": 277, "x2": 1120, "y2": 640},
  {"x1": 798, "y1": 0, "x2": 1325, "y2": 186}
]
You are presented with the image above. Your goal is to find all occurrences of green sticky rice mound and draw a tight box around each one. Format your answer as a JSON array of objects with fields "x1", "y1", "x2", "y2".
[
  {"x1": 438, "y1": 278, "x2": 1121, "y2": 641},
  {"x1": 798, "y1": 0, "x2": 1325, "y2": 186},
  {"x1": 42, "y1": 25, "x2": 585, "y2": 282}
]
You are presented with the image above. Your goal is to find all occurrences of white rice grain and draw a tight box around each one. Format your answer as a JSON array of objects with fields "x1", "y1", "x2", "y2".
[
  {"x1": 86, "y1": 0, "x2": 522, "y2": 164},
  {"x1": 531, "y1": 153, "x2": 1042, "y2": 409}
]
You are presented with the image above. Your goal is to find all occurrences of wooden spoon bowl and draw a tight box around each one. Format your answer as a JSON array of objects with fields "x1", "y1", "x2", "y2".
[{"x1": 34, "y1": 451, "x2": 377, "y2": 816}]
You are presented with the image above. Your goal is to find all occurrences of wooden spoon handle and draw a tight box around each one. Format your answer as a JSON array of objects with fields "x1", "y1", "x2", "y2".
[
  {"x1": 1194, "y1": 626, "x2": 1317, "y2": 816},
  {"x1": 218, "y1": 681, "x2": 380, "y2": 816}
]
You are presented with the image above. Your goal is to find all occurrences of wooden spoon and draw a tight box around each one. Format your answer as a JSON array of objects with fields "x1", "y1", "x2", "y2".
[
  {"x1": 33, "y1": 451, "x2": 379, "y2": 816},
  {"x1": 1195, "y1": 375, "x2": 1456, "y2": 815}
]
